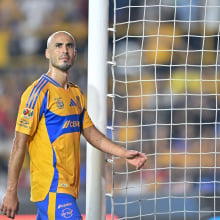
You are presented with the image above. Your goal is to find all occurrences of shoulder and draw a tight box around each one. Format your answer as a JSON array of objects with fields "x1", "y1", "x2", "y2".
[
  {"x1": 23, "y1": 75, "x2": 50, "y2": 96},
  {"x1": 20, "y1": 75, "x2": 50, "y2": 107}
]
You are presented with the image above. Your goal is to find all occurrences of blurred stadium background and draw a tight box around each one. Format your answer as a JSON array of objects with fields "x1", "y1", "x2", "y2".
[{"x1": 1, "y1": 0, "x2": 220, "y2": 219}]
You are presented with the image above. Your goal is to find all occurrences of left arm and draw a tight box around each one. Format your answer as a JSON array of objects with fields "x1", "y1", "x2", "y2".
[{"x1": 82, "y1": 125, "x2": 147, "y2": 169}]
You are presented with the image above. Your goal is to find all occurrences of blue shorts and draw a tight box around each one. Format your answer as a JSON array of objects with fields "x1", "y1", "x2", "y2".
[{"x1": 36, "y1": 192, "x2": 82, "y2": 220}]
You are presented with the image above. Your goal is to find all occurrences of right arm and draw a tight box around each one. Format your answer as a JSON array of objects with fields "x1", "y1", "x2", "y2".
[
  {"x1": 0, "y1": 132, "x2": 29, "y2": 219},
  {"x1": 83, "y1": 125, "x2": 147, "y2": 170}
]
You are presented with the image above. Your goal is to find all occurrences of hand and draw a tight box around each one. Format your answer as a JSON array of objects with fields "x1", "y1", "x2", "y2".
[
  {"x1": 0, "y1": 190, "x2": 19, "y2": 219},
  {"x1": 125, "y1": 150, "x2": 147, "y2": 170}
]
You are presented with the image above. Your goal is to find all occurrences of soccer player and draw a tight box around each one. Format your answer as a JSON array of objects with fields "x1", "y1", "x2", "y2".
[{"x1": 0, "y1": 31, "x2": 147, "y2": 219}]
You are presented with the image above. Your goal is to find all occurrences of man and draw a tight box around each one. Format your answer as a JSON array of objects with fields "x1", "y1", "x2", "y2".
[{"x1": 0, "y1": 31, "x2": 147, "y2": 219}]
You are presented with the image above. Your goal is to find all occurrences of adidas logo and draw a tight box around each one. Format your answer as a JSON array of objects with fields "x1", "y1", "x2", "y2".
[{"x1": 69, "y1": 99, "x2": 76, "y2": 107}]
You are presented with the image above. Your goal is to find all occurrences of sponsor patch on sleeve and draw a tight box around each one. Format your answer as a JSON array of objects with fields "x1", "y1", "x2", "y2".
[
  {"x1": 22, "y1": 107, "x2": 34, "y2": 119},
  {"x1": 17, "y1": 118, "x2": 30, "y2": 129}
]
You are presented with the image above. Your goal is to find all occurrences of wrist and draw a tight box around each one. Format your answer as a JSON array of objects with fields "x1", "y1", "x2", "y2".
[
  {"x1": 121, "y1": 148, "x2": 128, "y2": 159},
  {"x1": 6, "y1": 185, "x2": 18, "y2": 193}
]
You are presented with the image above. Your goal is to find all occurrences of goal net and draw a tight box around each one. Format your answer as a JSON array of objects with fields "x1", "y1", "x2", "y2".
[{"x1": 107, "y1": 0, "x2": 220, "y2": 219}]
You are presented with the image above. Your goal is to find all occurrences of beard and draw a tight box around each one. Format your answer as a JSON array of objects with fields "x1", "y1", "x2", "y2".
[
  {"x1": 52, "y1": 62, "x2": 72, "y2": 71},
  {"x1": 50, "y1": 56, "x2": 73, "y2": 71}
]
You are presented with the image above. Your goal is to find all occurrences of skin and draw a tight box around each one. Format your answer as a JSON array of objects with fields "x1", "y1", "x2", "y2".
[{"x1": 0, "y1": 31, "x2": 147, "y2": 219}]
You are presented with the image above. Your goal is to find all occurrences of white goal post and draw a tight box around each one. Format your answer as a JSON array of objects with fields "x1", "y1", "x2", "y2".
[{"x1": 86, "y1": 0, "x2": 109, "y2": 220}]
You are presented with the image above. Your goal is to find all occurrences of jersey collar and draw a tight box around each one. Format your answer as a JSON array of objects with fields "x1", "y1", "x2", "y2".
[{"x1": 43, "y1": 74, "x2": 62, "y2": 88}]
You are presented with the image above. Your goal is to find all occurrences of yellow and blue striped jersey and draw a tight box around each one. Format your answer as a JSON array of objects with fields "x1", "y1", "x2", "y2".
[{"x1": 16, "y1": 74, "x2": 93, "y2": 202}]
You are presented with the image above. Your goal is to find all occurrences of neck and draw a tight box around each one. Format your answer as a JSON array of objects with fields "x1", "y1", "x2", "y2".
[{"x1": 46, "y1": 69, "x2": 69, "y2": 89}]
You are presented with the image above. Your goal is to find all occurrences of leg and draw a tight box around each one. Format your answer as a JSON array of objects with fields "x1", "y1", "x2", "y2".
[{"x1": 36, "y1": 192, "x2": 82, "y2": 220}]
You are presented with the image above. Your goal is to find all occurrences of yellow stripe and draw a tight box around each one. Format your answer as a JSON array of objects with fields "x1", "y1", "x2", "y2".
[{"x1": 48, "y1": 192, "x2": 56, "y2": 220}]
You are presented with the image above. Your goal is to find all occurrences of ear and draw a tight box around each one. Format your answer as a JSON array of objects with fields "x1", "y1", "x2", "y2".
[
  {"x1": 74, "y1": 49, "x2": 77, "y2": 59},
  {"x1": 74, "y1": 49, "x2": 77, "y2": 57},
  {"x1": 45, "y1": 49, "x2": 50, "y2": 59}
]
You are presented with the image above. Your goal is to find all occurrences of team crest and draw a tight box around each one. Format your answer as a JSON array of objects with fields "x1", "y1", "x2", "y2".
[
  {"x1": 22, "y1": 108, "x2": 34, "y2": 119},
  {"x1": 55, "y1": 97, "x2": 64, "y2": 109}
]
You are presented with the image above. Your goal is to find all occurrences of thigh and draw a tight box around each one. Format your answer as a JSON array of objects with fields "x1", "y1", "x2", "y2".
[{"x1": 36, "y1": 192, "x2": 82, "y2": 220}]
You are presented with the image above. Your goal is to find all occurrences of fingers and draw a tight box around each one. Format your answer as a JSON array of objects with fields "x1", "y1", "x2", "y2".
[
  {"x1": 1, "y1": 203, "x2": 18, "y2": 219},
  {"x1": 7, "y1": 209, "x2": 15, "y2": 219},
  {"x1": 2, "y1": 208, "x2": 16, "y2": 219},
  {"x1": 136, "y1": 152, "x2": 147, "y2": 170},
  {"x1": 137, "y1": 151, "x2": 147, "y2": 159},
  {"x1": 127, "y1": 150, "x2": 147, "y2": 159},
  {"x1": 126, "y1": 150, "x2": 146, "y2": 159},
  {"x1": 125, "y1": 150, "x2": 147, "y2": 170},
  {"x1": 126, "y1": 150, "x2": 139, "y2": 159},
  {"x1": 136, "y1": 156, "x2": 147, "y2": 170}
]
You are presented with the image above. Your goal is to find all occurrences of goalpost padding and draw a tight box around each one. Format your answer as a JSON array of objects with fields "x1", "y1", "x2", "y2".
[{"x1": 107, "y1": 0, "x2": 220, "y2": 219}]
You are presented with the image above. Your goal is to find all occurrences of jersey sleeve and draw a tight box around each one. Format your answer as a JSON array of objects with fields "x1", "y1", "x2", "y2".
[
  {"x1": 82, "y1": 108, "x2": 94, "y2": 130},
  {"x1": 16, "y1": 83, "x2": 46, "y2": 136},
  {"x1": 77, "y1": 89, "x2": 94, "y2": 130}
]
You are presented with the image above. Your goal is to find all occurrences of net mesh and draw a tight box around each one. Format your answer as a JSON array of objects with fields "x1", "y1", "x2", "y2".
[{"x1": 107, "y1": 0, "x2": 220, "y2": 219}]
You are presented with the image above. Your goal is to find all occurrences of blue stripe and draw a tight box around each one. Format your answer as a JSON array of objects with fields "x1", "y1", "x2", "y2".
[
  {"x1": 39, "y1": 90, "x2": 48, "y2": 120},
  {"x1": 49, "y1": 147, "x2": 59, "y2": 192},
  {"x1": 31, "y1": 79, "x2": 48, "y2": 109},
  {"x1": 45, "y1": 110, "x2": 81, "y2": 143},
  {"x1": 26, "y1": 77, "x2": 45, "y2": 108},
  {"x1": 43, "y1": 74, "x2": 62, "y2": 87},
  {"x1": 28, "y1": 78, "x2": 47, "y2": 109},
  {"x1": 36, "y1": 193, "x2": 49, "y2": 220}
]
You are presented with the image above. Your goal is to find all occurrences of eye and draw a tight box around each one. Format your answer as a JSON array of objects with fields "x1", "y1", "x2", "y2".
[
  {"x1": 55, "y1": 43, "x2": 62, "y2": 48},
  {"x1": 67, "y1": 43, "x2": 73, "y2": 48}
]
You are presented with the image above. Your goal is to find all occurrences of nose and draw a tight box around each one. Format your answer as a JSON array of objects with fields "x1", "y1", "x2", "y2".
[{"x1": 62, "y1": 45, "x2": 68, "y2": 53}]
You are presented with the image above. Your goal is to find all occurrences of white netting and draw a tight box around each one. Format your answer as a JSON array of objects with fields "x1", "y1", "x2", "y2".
[{"x1": 107, "y1": 0, "x2": 220, "y2": 219}]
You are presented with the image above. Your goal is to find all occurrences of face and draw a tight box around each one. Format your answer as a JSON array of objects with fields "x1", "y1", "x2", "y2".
[{"x1": 46, "y1": 32, "x2": 76, "y2": 71}]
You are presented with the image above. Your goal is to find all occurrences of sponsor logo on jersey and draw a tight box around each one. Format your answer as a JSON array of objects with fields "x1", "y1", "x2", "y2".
[
  {"x1": 17, "y1": 119, "x2": 31, "y2": 129},
  {"x1": 61, "y1": 183, "x2": 68, "y2": 188},
  {"x1": 19, "y1": 119, "x2": 30, "y2": 125},
  {"x1": 55, "y1": 97, "x2": 64, "y2": 109},
  {"x1": 63, "y1": 120, "x2": 80, "y2": 129},
  {"x1": 69, "y1": 99, "x2": 76, "y2": 107},
  {"x1": 22, "y1": 108, "x2": 34, "y2": 119},
  {"x1": 58, "y1": 202, "x2": 72, "y2": 209},
  {"x1": 61, "y1": 208, "x2": 73, "y2": 218}
]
